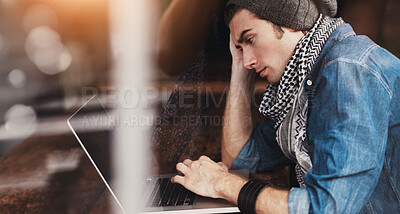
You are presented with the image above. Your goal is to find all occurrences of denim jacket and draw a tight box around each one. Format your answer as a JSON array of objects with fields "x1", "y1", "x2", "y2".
[{"x1": 230, "y1": 24, "x2": 400, "y2": 213}]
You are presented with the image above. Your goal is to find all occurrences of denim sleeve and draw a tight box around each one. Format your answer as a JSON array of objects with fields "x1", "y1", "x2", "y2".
[
  {"x1": 288, "y1": 60, "x2": 390, "y2": 213},
  {"x1": 230, "y1": 117, "x2": 291, "y2": 172}
]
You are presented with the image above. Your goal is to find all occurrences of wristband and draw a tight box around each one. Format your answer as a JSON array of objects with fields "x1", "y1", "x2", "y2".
[{"x1": 237, "y1": 179, "x2": 269, "y2": 214}]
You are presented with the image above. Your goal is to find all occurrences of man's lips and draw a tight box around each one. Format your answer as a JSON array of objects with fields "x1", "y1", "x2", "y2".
[{"x1": 256, "y1": 67, "x2": 267, "y2": 77}]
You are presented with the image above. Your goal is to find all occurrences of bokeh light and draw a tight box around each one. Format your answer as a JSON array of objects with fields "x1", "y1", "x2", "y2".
[
  {"x1": 8, "y1": 69, "x2": 27, "y2": 88},
  {"x1": 25, "y1": 26, "x2": 72, "y2": 75},
  {"x1": 4, "y1": 104, "x2": 37, "y2": 132}
]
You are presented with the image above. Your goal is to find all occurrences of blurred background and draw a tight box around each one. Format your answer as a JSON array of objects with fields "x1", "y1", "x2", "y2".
[
  {"x1": 0, "y1": 0, "x2": 162, "y2": 156},
  {"x1": 0, "y1": 0, "x2": 111, "y2": 154}
]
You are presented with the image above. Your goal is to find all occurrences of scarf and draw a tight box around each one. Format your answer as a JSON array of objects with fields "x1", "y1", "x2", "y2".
[{"x1": 259, "y1": 15, "x2": 344, "y2": 187}]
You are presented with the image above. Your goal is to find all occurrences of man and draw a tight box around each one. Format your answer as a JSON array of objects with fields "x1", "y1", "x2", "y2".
[{"x1": 171, "y1": 0, "x2": 400, "y2": 213}]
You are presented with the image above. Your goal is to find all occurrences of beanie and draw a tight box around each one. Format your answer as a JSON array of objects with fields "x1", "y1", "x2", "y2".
[{"x1": 226, "y1": 0, "x2": 337, "y2": 30}]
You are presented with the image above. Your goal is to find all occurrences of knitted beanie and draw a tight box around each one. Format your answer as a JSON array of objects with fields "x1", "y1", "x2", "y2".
[{"x1": 226, "y1": 0, "x2": 337, "y2": 30}]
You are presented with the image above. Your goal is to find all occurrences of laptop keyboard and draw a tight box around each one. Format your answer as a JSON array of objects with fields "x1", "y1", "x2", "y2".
[{"x1": 147, "y1": 177, "x2": 196, "y2": 207}]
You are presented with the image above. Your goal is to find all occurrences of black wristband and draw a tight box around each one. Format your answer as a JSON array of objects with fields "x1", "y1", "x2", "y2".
[{"x1": 238, "y1": 179, "x2": 269, "y2": 214}]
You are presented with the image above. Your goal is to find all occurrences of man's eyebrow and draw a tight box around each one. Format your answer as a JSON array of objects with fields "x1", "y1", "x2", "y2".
[{"x1": 237, "y1": 29, "x2": 252, "y2": 43}]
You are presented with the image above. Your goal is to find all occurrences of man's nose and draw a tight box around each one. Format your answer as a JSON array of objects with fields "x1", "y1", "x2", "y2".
[{"x1": 243, "y1": 50, "x2": 257, "y2": 70}]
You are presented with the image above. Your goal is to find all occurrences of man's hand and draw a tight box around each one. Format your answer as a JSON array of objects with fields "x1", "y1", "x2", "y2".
[
  {"x1": 171, "y1": 156, "x2": 230, "y2": 199},
  {"x1": 171, "y1": 156, "x2": 290, "y2": 213},
  {"x1": 229, "y1": 33, "x2": 248, "y2": 77}
]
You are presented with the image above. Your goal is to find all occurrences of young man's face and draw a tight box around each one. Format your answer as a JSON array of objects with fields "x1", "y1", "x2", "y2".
[{"x1": 229, "y1": 9, "x2": 304, "y2": 84}]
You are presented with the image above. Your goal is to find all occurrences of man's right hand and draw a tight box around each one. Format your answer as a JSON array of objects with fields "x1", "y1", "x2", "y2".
[
  {"x1": 229, "y1": 34, "x2": 248, "y2": 78},
  {"x1": 229, "y1": 33, "x2": 243, "y2": 69}
]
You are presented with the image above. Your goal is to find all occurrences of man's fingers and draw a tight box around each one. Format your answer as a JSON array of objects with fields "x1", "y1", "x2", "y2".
[
  {"x1": 176, "y1": 162, "x2": 189, "y2": 175},
  {"x1": 171, "y1": 175, "x2": 184, "y2": 185},
  {"x1": 199, "y1": 155, "x2": 212, "y2": 162},
  {"x1": 217, "y1": 161, "x2": 226, "y2": 166},
  {"x1": 217, "y1": 162, "x2": 228, "y2": 171},
  {"x1": 183, "y1": 159, "x2": 192, "y2": 166},
  {"x1": 229, "y1": 33, "x2": 237, "y2": 53}
]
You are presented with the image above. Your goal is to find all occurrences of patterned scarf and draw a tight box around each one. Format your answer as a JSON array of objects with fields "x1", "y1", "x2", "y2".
[{"x1": 259, "y1": 15, "x2": 344, "y2": 187}]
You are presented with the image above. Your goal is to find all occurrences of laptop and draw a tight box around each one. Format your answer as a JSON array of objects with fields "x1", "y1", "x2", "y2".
[{"x1": 67, "y1": 95, "x2": 243, "y2": 213}]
